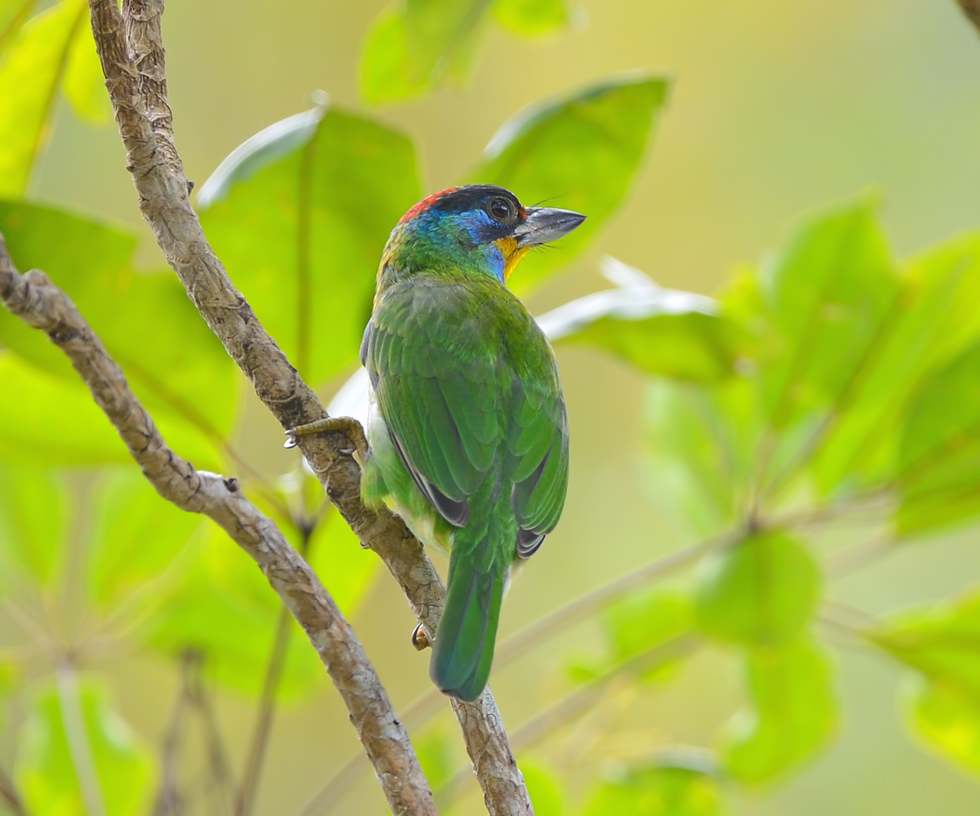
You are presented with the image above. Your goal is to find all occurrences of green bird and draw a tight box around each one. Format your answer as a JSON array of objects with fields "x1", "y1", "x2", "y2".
[
  {"x1": 347, "y1": 185, "x2": 584, "y2": 701},
  {"x1": 360, "y1": 185, "x2": 585, "y2": 701}
]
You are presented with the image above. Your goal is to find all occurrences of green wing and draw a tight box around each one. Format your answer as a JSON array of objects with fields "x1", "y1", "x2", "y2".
[
  {"x1": 508, "y1": 370, "x2": 569, "y2": 556},
  {"x1": 364, "y1": 275, "x2": 568, "y2": 553}
]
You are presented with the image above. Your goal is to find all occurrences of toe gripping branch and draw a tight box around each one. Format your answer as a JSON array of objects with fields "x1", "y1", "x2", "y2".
[{"x1": 284, "y1": 415, "x2": 369, "y2": 462}]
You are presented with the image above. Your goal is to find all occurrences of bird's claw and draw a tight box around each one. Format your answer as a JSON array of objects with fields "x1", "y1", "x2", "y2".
[{"x1": 411, "y1": 623, "x2": 432, "y2": 651}]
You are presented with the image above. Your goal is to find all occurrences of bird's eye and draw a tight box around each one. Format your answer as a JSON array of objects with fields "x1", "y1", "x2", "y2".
[{"x1": 487, "y1": 196, "x2": 515, "y2": 222}]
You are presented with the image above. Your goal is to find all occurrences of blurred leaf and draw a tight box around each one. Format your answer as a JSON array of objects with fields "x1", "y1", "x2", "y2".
[
  {"x1": 873, "y1": 589, "x2": 980, "y2": 774},
  {"x1": 875, "y1": 588, "x2": 980, "y2": 701},
  {"x1": 197, "y1": 102, "x2": 421, "y2": 385},
  {"x1": 359, "y1": 6, "x2": 431, "y2": 105},
  {"x1": 722, "y1": 638, "x2": 837, "y2": 784},
  {"x1": 62, "y1": 19, "x2": 111, "y2": 125},
  {"x1": 0, "y1": 201, "x2": 236, "y2": 467},
  {"x1": 0, "y1": 465, "x2": 69, "y2": 589},
  {"x1": 86, "y1": 467, "x2": 204, "y2": 613},
  {"x1": 694, "y1": 531, "x2": 820, "y2": 646},
  {"x1": 0, "y1": 351, "x2": 131, "y2": 466},
  {"x1": 493, "y1": 0, "x2": 569, "y2": 36},
  {"x1": 17, "y1": 674, "x2": 154, "y2": 815},
  {"x1": 757, "y1": 197, "x2": 900, "y2": 430},
  {"x1": 0, "y1": 0, "x2": 37, "y2": 53},
  {"x1": 641, "y1": 384, "x2": 738, "y2": 538},
  {"x1": 307, "y1": 506, "x2": 380, "y2": 617},
  {"x1": 416, "y1": 727, "x2": 454, "y2": 791},
  {"x1": 521, "y1": 761, "x2": 565, "y2": 816},
  {"x1": 583, "y1": 760, "x2": 721, "y2": 816},
  {"x1": 810, "y1": 232, "x2": 980, "y2": 497},
  {"x1": 0, "y1": 0, "x2": 86, "y2": 196},
  {"x1": 0, "y1": 201, "x2": 136, "y2": 380},
  {"x1": 472, "y1": 75, "x2": 669, "y2": 292},
  {"x1": 360, "y1": 0, "x2": 490, "y2": 104},
  {"x1": 576, "y1": 589, "x2": 692, "y2": 684},
  {"x1": 905, "y1": 675, "x2": 980, "y2": 776},
  {"x1": 141, "y1": 510, "x2": 376, "y2": 700},
  {"x1": 540, "y1": 258, "x2": 740, "y2": 382},
  {"x1": 404, "y1": 0, "x2": 488, "y2": 85},
  {"x1": 895, "y1": 343, "x2": 980, "y2": 536}
]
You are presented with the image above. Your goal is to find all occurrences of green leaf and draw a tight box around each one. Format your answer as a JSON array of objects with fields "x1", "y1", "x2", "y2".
[
  {"x1": 641, "y1": 385, "x2": 736, "y2": 538},
  {"x1": 86, "y1": 467, "x2": 204, "y2": 613},
  {"x1": 0, "y1": 464, "x2": 70, "y2": 589},
  {"x1": 0, "y1": 1, "x2": 38, "y2": 54},
  {"x1": 16, "y1": 674, "x2": 154, "y2": 815},
  {"x1": 694, "y1": 531, "x2": 820, "y2": 646},
  {"x1": 62, "y1": 19, "x2": 111, "y2": 125},
  {"x1": 471, "y1": 75, "x2": 669, "y2": 292},
  {"x1": 579, "y1": 589, "x2": 692, "y2": 684},
  {"x1": 416, "y1": 726, "x2": 454, "y2": 791},
  {"x1": 0, "y1": 0, "x2": 87, "y2": 196},
  {"x1": 757, "y1": 197, "x2": 900, "y2": 431},
  {"x1": 359, "y1": 6, "x2": 432, "y2": 105},
  {"x1": 809, "y1": 232, "x2": 980, "y2": 498},
  {"x1": 493, "y1": 0, "x2": 569, "y2": 36},
  {"x1": 141, "y1": 511, "x2": 377, "y2": 700},
  {"x1": 873, "y1": 589, "x2": 980, "y2": 774},
  {"x1": 541, "y1": 258, "x2": 740, "y2": 382},
  {"x1": 404, "y1": 0, "x2": 489, "y2": 85},
  {"x1": 521, "y1": 761, "x2": 566, "y2": 816},
  {"x1": 895, "y1": 343, "x2": 980, "y2": 536},
  {"x1": 0, "y1": 202, "x2": 236, "y2": 467},
  {"x1": 904, "y1": 675, "x2": 980, "y2": 776},
  {"x1": 197, "y1": 103, "x2": 421, "y2": 385},
  {"x1": 875, "y1": 589, "x2": 980, "y2": 702},
  {"x1": 0, "y1": 351, "x2": 131, "y2": 466},
  {"x1": 722, "y1": 637, "x2": 837, "y2": 784},
  {"x1": 583, "y1": 759, "x2": 721, "y2": 816}
]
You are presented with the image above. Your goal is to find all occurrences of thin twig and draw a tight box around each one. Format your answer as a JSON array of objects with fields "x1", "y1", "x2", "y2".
[
  {"x1": 0, "y1": 763, "x2": 27, "y2": 816},
  {"x1": 824, "y1": 532, "x2": 895, "y2": 579},
  {"x1": 85, "y1": 1, "x2": 529, "y2": 810},
  {"x1": 56, "y1": 660, "x2": 108, "y2": 816},
  {"x1": 0, "y1": 239, "x2": 434, "y2": 816},
  {"x1": 497, "y1": 536, "x2": 722, "y2": 666},
  {"x1": 154, "y1": 651, "x2": 197, "y2": 816},
  {"x1": 300, "y1": 529, "x2": 750, "y2": 813},
  {"x1": 187, "y1": 657, "x2": 235, "y2": 815},
  {"x1": 435, "y1": 634, "x2": 700, "y2": 810}
]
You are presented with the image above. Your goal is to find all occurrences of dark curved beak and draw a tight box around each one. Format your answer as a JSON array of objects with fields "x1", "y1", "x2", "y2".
[{"x1": 512, "y1": 206, "x2": 587, "y2": 247}]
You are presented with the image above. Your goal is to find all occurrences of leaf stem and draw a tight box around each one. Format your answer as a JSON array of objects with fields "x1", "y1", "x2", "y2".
[
  {"x1": 434, "y1": 634, "x2": 701, "y2": 810},
  {"x1": 56, "y1": 660, "x2": 107, "y2": 816},
  {"x1": 0, "y1": 762, "x2": 27, "y2": 816},
  {"x1": 302, "y1": 539, "x2": 722, "y2": 814}
]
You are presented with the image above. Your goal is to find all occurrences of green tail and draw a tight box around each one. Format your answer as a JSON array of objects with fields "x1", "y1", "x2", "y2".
[{"x1": 430, "y1": 552, "x2": 506, "y2": 702}]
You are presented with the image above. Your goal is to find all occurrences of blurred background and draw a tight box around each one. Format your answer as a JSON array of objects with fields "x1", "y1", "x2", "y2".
[{"x1": 11, "y1": 0, "x2": 980, "y2": 813}]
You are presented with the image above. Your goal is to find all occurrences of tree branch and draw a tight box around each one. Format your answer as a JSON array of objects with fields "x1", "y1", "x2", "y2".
[
  {"x1": 86, "y1": 1, "x2": 531, "y2": 812},
  {"x1": 0, "y1": 240, "x2": 435, "y2": 816},
  {"x1": 957, "y1": 0, "x2": 980, "y2": 34}
]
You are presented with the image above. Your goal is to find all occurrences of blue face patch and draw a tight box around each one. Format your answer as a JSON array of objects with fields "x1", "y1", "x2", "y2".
[{"x1": 387, "y1": 202, "x2": 513, "y2": 283}]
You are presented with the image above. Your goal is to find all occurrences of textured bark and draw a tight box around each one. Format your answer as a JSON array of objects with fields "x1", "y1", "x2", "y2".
[
  {"x1": 0, "y1": 242, "x2": 436, "y2": 816},
  {"x1": 86, "y1": 0, "x2": 532, "y2": 812}
]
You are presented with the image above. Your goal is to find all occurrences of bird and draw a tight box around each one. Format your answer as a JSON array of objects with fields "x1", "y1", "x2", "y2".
[{"x1": 292, "y1": 184, "x2": 585, "y2": 701}]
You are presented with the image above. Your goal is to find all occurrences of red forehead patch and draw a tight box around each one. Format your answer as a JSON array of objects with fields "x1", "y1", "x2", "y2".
[{"x1": 398, "y1": 187, "x2": 459, "y2": 224}]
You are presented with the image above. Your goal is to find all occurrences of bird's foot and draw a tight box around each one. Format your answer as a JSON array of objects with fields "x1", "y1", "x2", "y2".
[
  {"x1": 411, "y1": 623, "x2": 432, "y2": 651},
  {"x1": 284, "y1": 415, "x2": 369, "y2": 461}
]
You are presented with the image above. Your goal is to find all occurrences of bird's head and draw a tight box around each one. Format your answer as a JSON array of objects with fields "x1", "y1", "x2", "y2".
[{"x1": 381, "y1": 185, "x2": 586, "y2": 285}]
